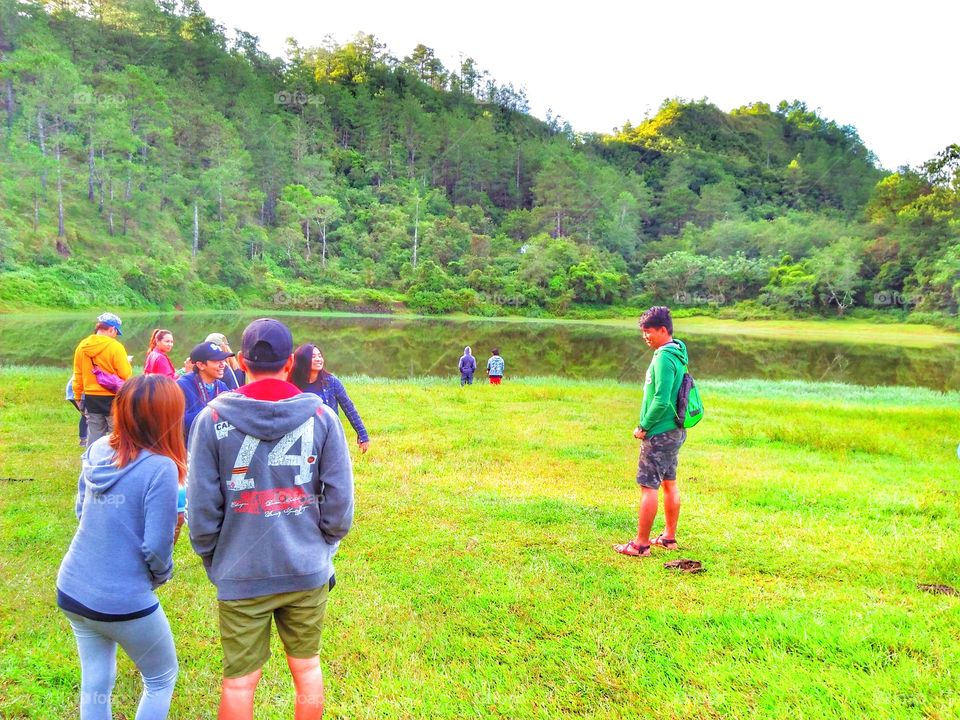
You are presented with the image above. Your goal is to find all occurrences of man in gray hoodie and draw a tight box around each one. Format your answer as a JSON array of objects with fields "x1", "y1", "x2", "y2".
[{"x1": 187, "y1": 318, "x2": 354, "y2": 720}]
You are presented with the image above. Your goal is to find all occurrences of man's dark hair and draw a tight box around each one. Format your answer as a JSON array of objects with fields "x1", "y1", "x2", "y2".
[
  {"x1": 492, "y1": 348, "x2": 500, "y2": 355},
  {"x1": 244, "y1": 356, "x2": 289, "y2": 374},
  {"x1": 639, "y1": 306, "x2": 673, "y2": 334}
]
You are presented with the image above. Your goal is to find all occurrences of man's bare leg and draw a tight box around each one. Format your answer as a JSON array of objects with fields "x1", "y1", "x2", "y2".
[
  {"x1": 636, "y1": 486, "x2": 659, "y2": 546},
  {"x1": 661, "y1": 479, "x2": 680, "y2": 541},
  {"x1": 288, "y1": 655, "x2": 324, "y2": 720},
  {"x1": 219, "y1": 668, "x2": 261, "y2": 720}
]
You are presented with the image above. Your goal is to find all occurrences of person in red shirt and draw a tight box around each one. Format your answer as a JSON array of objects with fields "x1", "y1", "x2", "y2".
[{"x1": 144, "y1": 329, "x2": 176, "y2": 379}]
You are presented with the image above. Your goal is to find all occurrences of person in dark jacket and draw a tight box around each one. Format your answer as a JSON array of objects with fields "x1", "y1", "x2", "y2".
[
  {"x1": 289, "y1": 343, "x2": 370, "y2": 454},
  {"x1": 176, "y1": 341, "x2": 233, "y2": 441},
  {"x1": 458, "y1": 346, "x2": 477, "y2": 386}
]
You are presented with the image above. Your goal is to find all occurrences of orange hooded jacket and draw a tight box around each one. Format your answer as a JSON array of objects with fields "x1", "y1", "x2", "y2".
[{"x1": 72, "y1": 334, "x2": 133, "y2": 398}]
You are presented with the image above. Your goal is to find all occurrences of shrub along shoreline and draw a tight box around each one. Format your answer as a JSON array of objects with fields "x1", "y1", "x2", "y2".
[{"x1": 2, "y1": 264, "x2": 959, "y2": 332}]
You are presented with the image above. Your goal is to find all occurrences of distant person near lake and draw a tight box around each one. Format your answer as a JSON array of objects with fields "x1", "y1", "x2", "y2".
[
  {"x1": 72, "y1": 312, "x2": 133, "y2": 446},
  {"x1": 290, "y1": 344, "x2": 371, "y2": 454},
  {"x1": 615, "y1": 306, "x2": 689, "y2": 558},
  {"x1": 144, "y1": 329, "x2": 177, "y2": 379},
  {"x1": 458, "y1": 346, "x2": 477, "y2": 386},
  {"x1": 486, "y1": 348, "x2": 504, "y2": 385},
  {"x1": 187, "y1": 318, "x2": 354, "y2": 719},
  {"x1": 56, "y1": 375, "x2": 186, "y2": 719}
]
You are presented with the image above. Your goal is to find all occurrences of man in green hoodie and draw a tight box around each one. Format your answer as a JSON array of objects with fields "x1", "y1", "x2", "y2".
[{"x1": 615, "y1": 306, "x2": 688, "y2": 557}]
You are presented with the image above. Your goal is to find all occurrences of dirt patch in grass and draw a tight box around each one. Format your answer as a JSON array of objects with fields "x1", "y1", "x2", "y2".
[
  {"x1": 665, "y1": 559, "x2": 705, "y2": 574},
  {"x1": 917, "y1": 583, "x2": 959, "y2": 596}
]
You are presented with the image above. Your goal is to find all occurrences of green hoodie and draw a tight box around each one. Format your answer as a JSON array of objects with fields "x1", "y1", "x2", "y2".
[{"x1": 638, "y1": 338, "x2": 689, "y2": 437}]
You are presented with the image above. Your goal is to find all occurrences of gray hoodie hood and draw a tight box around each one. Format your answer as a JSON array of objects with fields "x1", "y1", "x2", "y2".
[
  {"x1": 207, "y1": 391, "x2": 324, "y2": 441},
  {"x1": 81, "y1": 435, "x2": 154, "y2": 495}
]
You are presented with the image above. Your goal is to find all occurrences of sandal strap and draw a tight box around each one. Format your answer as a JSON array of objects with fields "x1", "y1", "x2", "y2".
[{"x1": 615, "y1": 540, "x2": 651, "y2": 555}]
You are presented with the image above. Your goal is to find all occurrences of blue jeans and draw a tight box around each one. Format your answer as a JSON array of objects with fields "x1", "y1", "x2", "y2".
[{"x1": 63, "y1": 607, "x2": 178, "y2": 720}]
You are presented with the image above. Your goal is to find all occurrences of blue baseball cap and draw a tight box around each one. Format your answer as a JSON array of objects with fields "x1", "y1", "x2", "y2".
[
  {"x1": 96, "y1": 312, "x2": 123, "y2": 335},
  {"x1": 190, "y1": 342, "x2": 235, "y2": 363}
]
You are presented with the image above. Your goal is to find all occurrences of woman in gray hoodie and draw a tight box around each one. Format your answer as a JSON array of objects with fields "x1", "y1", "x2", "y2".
[{"x1": 56, "y1": 375, "x2": 186, "y2": 719}]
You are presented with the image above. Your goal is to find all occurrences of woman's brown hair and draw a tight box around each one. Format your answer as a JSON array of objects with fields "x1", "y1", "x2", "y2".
[
  {"x1": 109, "y1": 375, "x2": 187, "y2": 484},
  {"x1": 148, "y1": 328, "x2": 172, "y2": 352}
]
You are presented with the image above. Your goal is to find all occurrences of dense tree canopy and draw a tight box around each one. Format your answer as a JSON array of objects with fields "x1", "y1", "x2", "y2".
[{"x1": 0, "y1": 0, "x2": 957, "y2": 319}]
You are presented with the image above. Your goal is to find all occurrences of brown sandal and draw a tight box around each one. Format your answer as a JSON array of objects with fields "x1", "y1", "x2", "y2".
[
  {"x1": 652, "y1": 534, "x2": 679, "y2": 550},
  {"x1": 613, "y1": 540, "x2": 651, "y2": 557}
]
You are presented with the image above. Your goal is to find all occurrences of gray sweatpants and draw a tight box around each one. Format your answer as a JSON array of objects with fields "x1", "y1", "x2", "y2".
[
  {"x1": 84, "y1": 412, "x2": 113, "y2": 447},
  {"x1": 62, "y1": 607, "x2": 178, "y2": 720}
]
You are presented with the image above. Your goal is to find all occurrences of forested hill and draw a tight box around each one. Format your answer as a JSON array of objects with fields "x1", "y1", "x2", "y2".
[{"x1": 1, "y1": 1, "x2": 958, "y2": 318}]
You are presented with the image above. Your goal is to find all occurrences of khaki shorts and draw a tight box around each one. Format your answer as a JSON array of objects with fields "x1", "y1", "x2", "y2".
[{"x1": 218, "y1": 584, "x2": 329, "y2": 678}]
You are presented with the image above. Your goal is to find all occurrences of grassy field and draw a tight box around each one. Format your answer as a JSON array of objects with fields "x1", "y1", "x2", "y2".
[{"x1": 1, "y1": 368, "x2": 959, "y2": 719}]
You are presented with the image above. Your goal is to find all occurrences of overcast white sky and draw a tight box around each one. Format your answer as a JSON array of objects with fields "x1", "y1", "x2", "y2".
[{"x1": 200, "y1": 0, "x2": 957, "y2": 171}]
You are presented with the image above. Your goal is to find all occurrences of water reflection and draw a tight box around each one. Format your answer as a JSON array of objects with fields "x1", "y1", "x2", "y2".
[{"x1": 0, "y1": 312, "x2": 957, "y2": 390}]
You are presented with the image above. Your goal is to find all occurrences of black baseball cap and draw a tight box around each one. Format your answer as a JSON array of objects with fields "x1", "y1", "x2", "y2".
[
  {"x1": 190, "y1": 342, "x2": 235, "y2": 363},
  {"x1": 241, "y1": 318, "x2": 294, "y2": 367}
]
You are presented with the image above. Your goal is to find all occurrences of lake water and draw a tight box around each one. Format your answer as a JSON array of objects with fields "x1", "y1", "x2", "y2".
[{"x1": 1, "y1": 312, "x2": 958, "y2": 390}]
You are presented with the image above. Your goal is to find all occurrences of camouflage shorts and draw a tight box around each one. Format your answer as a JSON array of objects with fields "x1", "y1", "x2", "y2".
[{"x1": 636, "y1": 428, "x2": 687, "y2": 489}]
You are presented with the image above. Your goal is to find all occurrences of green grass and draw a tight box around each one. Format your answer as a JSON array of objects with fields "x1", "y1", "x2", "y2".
[{"x1": 1, "y1": 369, "x2": 959, "y2": 719}]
